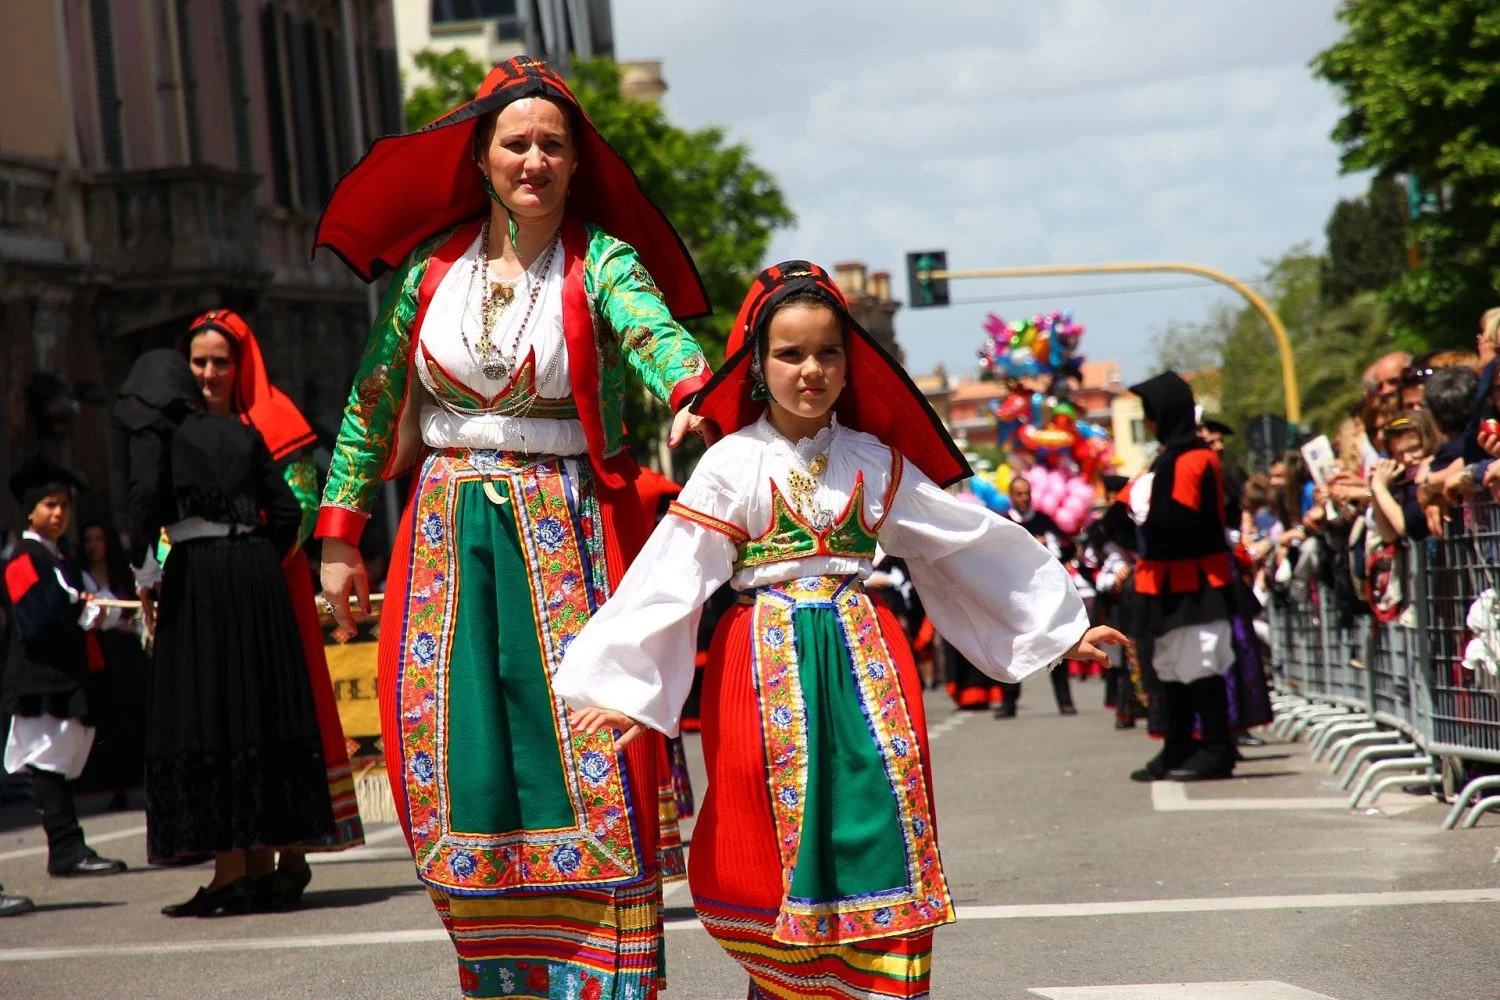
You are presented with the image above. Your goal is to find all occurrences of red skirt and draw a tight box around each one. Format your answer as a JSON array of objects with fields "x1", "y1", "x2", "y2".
[{"x1": 689, "y1": 585, "x2": 944, "y2": 999}]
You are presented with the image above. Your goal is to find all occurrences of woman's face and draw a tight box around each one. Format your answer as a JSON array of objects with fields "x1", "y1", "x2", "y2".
[
  {"x1": 83, "y1": 525, "x2": 107, "y2": 563},
  {"x1": 480, "y1": 98, "x2": 578, "y2": 222},
  {"x1": 1388, "y1": 430, "x2": 1424, "y2": 468},
  {"x1": 1268, "y1": 462, "x2": 1286, "y2": 489},
  {"x1": 189, "y1": 330, "x2": 237, "y2": 415},
  {"x1": 763, "y1": 304, "x2": 847, "y2": 427}
]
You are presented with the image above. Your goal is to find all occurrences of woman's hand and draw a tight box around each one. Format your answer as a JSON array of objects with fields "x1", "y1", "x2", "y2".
[
  {"x1": 570, "y1": 706, "x2": 647, "y2": 752},
  {"x1": 1064, "y1": 625, "x2": 1129, "y2": 664},
  {"x1": 1478, "y1": 427, "x2": 1500, "y2": 460},
  {"x1": 319, "y1": 537, "x2": 370, "y2": 634},
  {"x1": 668, "y1": 408, "x2": 721, "y2": 448}
]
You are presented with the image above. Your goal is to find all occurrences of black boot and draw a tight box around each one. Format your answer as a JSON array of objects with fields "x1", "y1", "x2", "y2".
[
  {"x1": 0, "y1": 882, "x2": 34, "y2": 918},
  {"x1": 1168, "y1": 675, "x2": 1237, "y2": 781},
  {"x1": 29, "y1": 767, "x2": 126, "y2": 876},
  {"x1": 1130, "y1": 683, "x2": 1196, "y2": 781}
]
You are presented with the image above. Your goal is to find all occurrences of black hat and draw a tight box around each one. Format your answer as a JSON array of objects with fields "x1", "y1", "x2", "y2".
[
  {"x1": 1101, "y1": 474, "x2": 1130, "y2": 493},
  {"x1": 9, "y1": 453, "x2": 88, "y2": 514},
  {"x1": 1199, "y1": 418, "x2": 1235, "y2": 437}
]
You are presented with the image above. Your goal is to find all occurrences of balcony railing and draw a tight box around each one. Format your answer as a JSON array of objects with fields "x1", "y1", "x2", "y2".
[{"x1": 85, "y1": 166, "x2": 260, "y2": 282}]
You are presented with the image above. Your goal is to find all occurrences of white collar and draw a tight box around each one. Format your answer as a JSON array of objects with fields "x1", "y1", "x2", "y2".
[
  {"x1": 21, "y1": 530, "x2": 60, "y2": 557},
  {"x1": 756, "y1": 412, "x2": 840, "y2": 464}
]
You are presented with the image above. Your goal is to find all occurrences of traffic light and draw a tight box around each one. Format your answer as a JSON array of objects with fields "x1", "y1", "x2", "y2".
[{"x1": 905, "y1": 250, "x2": 950, "y2": 308}]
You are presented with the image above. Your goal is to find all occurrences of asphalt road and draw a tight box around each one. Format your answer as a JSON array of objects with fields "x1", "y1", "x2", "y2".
[{"x1": 1, "y1": 685, "x2": 1495, "y2": 999}]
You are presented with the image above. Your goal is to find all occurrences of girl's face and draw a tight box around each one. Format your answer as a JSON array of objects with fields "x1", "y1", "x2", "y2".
[
  {"x1": 27, "y1": 491, "x2": 70, "y2": 543},
  {"x1": 763, "y1": 304, "x2": 847, "y2": 431},
  {"x1": 83, "y1": 525, "x2": 107, "y2": 563},
  {"x1": 189, "y1": 330, "x2": 237, "y2": 415},
  {"x1": 1268, "y1": 462, "x2": 1286, "y2": 489},
  {"x1": 1388, "y1": 430, "x2": 1424, "y2": 469},
  {"x1": 480, "y1": 98, "x2": 577, "y2": 223}
]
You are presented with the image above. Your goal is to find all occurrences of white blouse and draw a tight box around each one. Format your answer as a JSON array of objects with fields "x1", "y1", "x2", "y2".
[
  {"x1": 553, "y1": 416, "x2": 1090, "y2": 735},
  {"x1": 417, "y1": 230, "x2": 588, "y2": 456}
]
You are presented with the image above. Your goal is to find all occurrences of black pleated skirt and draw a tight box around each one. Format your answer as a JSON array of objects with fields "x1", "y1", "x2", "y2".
[{"x1": 145, "y1": 534, "x2": 334, "y2": 862}]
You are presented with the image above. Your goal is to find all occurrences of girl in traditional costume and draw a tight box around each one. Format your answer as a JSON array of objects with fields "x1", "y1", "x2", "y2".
[
  {"x1": 312, "y1": 56, "x2": 714, "y2": 999},
  {"x1": 184, "y1": 308, "x2": 365, "y2": 904},
  {"x1": 116, "y1": 350, "x2": 335, "y2": 914},
  {"x1": 557, "y1": 261, "x2": 1121, "y2": 999}
]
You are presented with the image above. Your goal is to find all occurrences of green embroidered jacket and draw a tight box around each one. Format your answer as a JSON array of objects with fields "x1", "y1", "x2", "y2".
[{"x1": 315, "y1": 220, "x2": 711, "y2": 546}]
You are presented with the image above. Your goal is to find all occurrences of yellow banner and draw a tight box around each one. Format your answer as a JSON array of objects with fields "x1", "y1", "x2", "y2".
[{"x1": 323, "y1": 637, "x2": 381, "y2": 741}]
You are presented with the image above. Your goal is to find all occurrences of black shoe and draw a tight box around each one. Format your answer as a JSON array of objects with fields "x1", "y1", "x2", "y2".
[
  {"x1": 1235, "y1": 733, "x2": 1265, "y2": 748},
  {"x1": 51, "y1": 854, "x2": 126, "y2": 877},
  {"x1": 0, "y1": 893, "x2": 35, "y2": 917},
  {"x1": 270, "y1": 866, "x2": 313, "y2": 909},
  {"x1": 993, "y1": 703, "x2": 1016, "y2": 719},
  {"x1": 107, "y1": 790, "x2": 131, "y2": 811},
  {"x1": 1167, "y1": 744, "x2": 1237, "y2": 782},
  {"x1": 1114, "y1": 717, "x2": 1137, "y2": 730},
  {"x1": 1059, "y1": 704, "x2": 1078, "y2": 716},
  {"x1": 162, "y1": 878, "x2": 252, "y2": 918}
]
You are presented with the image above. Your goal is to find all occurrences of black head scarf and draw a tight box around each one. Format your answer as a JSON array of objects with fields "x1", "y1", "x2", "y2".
[
  {"x1": 113, "y1": 349, "x2": 202, "y2": 431},
  {"x1": 1130, "y1": 371, "x2": 1202, "y2": 454}
]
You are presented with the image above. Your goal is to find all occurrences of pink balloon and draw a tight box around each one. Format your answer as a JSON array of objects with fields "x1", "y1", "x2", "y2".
[{"x1": 1055, "y1": 509, "x2": 1081, "y2": 535}]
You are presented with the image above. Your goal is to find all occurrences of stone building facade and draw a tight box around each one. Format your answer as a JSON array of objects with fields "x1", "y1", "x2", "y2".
[{"x1": 1, "y1": 0, "x2": 402, "y2": 541}]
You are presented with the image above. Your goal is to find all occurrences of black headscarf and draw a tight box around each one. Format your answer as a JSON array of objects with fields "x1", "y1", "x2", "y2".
[
  {"x1": 113, "y1": 349, "x2": 202, "y2": 431},
  {"x1": 1130, "y1": 371, "x2": 1202, "y2": 454}
]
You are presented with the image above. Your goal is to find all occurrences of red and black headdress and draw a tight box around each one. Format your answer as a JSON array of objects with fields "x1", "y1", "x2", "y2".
[
  {"x1": 693, "y1": 261, "x2": 971, "y2": 487},
  {"x1": 312, "y1": 56, "x2": 709, "y2": 320},
  {"x1": 186, "y1": 309, "x2": 317, "y2": 462}
]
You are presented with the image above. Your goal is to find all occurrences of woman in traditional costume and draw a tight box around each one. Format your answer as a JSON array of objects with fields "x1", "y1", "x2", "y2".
[
  {"x1": 312, "y1": 56, "x2": 714, "y2": 999},
  {"x1": 184, "y1": 308, "x2": 365, "y2": 904},
  {"x1": 116, "y1": 350, "x2": 335, "y2": 915},
  {"x1": 557, "y1": 262, "x2": 1120, "y2": 999}
]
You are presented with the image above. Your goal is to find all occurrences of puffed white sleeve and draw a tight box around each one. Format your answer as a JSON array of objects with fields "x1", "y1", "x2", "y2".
[
  {"x1": 553, "y1": 459, "x2": 745, "y2": 737},
  {"x1": 879, "y1": 462, "x2": 1089, "y2": 682}
]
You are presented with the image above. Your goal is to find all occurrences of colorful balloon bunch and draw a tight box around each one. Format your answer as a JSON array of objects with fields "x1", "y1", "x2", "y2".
[
  {"x1": 978, "y1": 311, "x2": 1084, "y2": 380},
  {"x1": 967, "y1": 311, "x2": 1117, "y2": 536}
]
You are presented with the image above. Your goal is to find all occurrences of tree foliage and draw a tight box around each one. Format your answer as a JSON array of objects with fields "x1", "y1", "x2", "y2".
[
  {"x1": 404, "y1": 49, "x2": 487, "y2": 132},
  {"x1": 1149, "y1": 245, "x2": 1398, "y2": 459},
  {"x1": 1321, "y1": 177, "x2": 1409, "y2": 309},
  {"x1": 402, "y1": 51, "x2": 795, "y2": 456},
  {"x1": 1313, "y1": 1, "x2": 1500, "y2": 347}
]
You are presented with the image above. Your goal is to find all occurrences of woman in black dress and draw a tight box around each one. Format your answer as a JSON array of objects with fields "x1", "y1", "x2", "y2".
[{"x1": 115, "y1": 350, "x2": 334, "y2": 915}]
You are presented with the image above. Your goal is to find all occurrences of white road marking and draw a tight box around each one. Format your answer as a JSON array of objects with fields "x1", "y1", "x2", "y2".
[
  {"x1": 0, "y1": 824, "x2": 146, "y2": 863},
  {"x1": 308, "y1": 847, "x2": 412, "y2": 864},
  {"x1": 1150, "y1": 781, "x2": 1425, "y2": 814},
  {"x1": 3, "y1": 887, "x2": 1496, "y2": 962},
  {"x1": 928, "y1": 711, "x2": 974, "y2": 742},
  {"x1": 1030, "y1": 983, "x2": 1343, "y2": 999}
]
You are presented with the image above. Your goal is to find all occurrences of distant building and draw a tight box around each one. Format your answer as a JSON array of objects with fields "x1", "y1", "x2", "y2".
[
  {"x1": 395, "y1": 0, "x2": 613, "y2": 81},
  {"x1": 913, "y1": 365, "x2": 953, "y2": 429},
  {"x1": 1, "y1": 0, "x2": 400, "y2": 533},
  {"x1": 832, "y1": 261, "x2": 902, "y2": 361}
]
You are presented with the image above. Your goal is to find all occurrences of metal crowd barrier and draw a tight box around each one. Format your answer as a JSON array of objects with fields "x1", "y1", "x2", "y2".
[{"x1": 1268, "y1": 498, "x2": 1500, "y2": 827}]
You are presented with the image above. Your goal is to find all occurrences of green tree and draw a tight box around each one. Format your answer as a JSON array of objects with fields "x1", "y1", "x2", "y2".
[
  {"x1": 403, "y1": 49, "x2": 486, "y2": 131},
  {"x1": 1321, "y1": 177, "x2": 1409, "y2": 309},
  {"x1": 1149, "y1": 245, "x2": 1397, "y2": 457},
  {"x1": 401, "y1": 51, "x2": 795, "y2": 457},
  {"x1": 1313, "y1": 1, "x2": 1500, "y2": 348}
]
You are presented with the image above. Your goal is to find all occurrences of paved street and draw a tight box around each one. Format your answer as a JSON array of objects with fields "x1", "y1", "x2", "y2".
[{"x1": 2, "y1": 686, "x2": 1495, "y2": 999}]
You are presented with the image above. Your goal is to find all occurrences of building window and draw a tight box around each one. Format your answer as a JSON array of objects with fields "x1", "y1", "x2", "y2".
[
  {"x1": 220, "y1": 0, "x2": 253, "y2": 173},
  {"x1": 175, "y1": 0, "x2": 202, "y2": 164},
  {"x1": 90, "y1": 0, "x2": 125, "y2": 169},
  {"x1": 1130, "y1": 419, "x2": 1147, "y2": 444},
  {"x1": 431, "y1": 0, "x2": 517, "y2": 22},
  {"x1": 259, "y1": 4, "x2": 293, "y2": 206}
]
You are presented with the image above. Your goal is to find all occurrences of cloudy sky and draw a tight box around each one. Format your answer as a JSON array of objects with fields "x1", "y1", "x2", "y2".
[{"x1": 612, "y1": 0, "x2": 1367, "y2": 383}]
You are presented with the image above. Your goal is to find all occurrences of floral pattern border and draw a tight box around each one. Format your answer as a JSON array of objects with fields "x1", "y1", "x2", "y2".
[
  {"x1": 399, "y1": 449, "x2": 642, "y2": 895},
  {"x1": 751, "y1": 575, "x2": 954, "y2": 946}
]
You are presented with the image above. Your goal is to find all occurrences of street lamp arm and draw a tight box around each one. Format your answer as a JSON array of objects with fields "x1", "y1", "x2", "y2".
[{"x1": 923, "y1": 262, "x2": 1299, "y2": 426}]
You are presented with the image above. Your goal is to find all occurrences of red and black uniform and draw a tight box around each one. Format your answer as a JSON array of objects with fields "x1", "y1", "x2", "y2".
[{"x1": 1112, "y1": 372, "x2": 1236, "y2": 782}]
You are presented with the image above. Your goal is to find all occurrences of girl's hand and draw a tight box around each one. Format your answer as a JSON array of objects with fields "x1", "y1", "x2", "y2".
[
  {"x1": 1065, "y1": 625, "x2": 1129, "y2": 664},
  {"x1": 1370, "y1": 458, "x2": 1400, "y2": 489},
  {"x1": 1478, "y1": 427, "x2": 1500, "y2": 460},
  {"x1": 571, "y1": 707, "x2": 647, "y2": 752},
  {"x1": 136, "y1": 586, "x2": 157, "y2": 637},
  {"x1": 669, "y1": 409, "x2": 721, "y2": 448}
]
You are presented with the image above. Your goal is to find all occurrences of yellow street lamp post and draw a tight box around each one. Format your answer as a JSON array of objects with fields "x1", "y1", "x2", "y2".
[{"x1": 918, "y1": 261, "x2": 1300, "y2": 428}]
